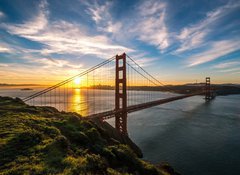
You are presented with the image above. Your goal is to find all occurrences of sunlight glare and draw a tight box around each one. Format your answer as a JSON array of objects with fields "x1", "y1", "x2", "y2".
[{"x1": 74, "y1": 77, "x2": 81, "y2": 85}]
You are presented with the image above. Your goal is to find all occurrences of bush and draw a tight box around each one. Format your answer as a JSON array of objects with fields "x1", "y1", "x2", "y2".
[
  {"x1": 43, "y1": 126, "x2": 60, "y2": 138},
  {"x1": 111, "y1": 145, "x2": 136, "y2": 164},
  {"x1": 85, "y1": 154, "x2": 107, "y2": 173},
  {"x1": 102, "y1": 147, "x2": 116, "y2": 160},
  {"x1": 70, "y1": 131, "x2": 90, "y2": 146},
  {"x1": 86, "y1": 127, "x2": 104, "y2": 144},
  {"x1": 139, "y1": 160, "x2": 159, "y2": 175},
  {"x1": 0, "y1": 129, "x2": 43, "y2": 166},
  {"x1": 44, "y1": 136, "x2": 69, "y2": 168}
]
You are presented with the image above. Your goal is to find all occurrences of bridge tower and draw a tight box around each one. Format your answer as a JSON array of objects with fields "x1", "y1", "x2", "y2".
[
  {"x1": 205, "y1": 77, "x2": 213, "y2": 101},
  {"x1": 115, "y1": 53, "x2": 128, "y2": 135}
]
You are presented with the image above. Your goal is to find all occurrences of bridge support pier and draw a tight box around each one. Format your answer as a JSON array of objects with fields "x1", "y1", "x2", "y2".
[
  {"x1": 115, "y1": 53, "x2": 127, "y2": 135},
  {"x1": 205, "y1": 77, "x2": 214, "y2": 101}
]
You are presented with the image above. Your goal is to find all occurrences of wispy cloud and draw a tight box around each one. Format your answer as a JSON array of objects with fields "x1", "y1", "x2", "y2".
[
  {"x1": 213, "y1": 61, "x2": 240, "y2": 69},
  {"x1": 0, "y1": 63, "x2": 8, "y2": 67},
  {"x1": 33, "y1": 57, "x2": 83, "y2": 69},
  {"x1": 87, "y1": 2, "x2": 107, "y2": 23},
  {"x1": 219, "y1": 67, "x2": 240, "y2": 73},
  {"x1": 86, "y1": 1, "x2": 121, "y2": 34},
  {"x1": 0, "y1": 43, "x2": 12, "y2": 53},
  {"x1": 5, "y1": 0, "x2": 48, "y2": 35},
  {"x1": 175, "y1": 2, "x2": 240, "y2": 53},
  {"x1": 186, "y1": 39, "x2": 240, "y2": 67},
  {"x1": 0, "y1": 11, "x2": 5, "y2": 19},
  {"x1": 134, "y1": 1, "x2": 169, "y2": 51},
  {"x1": 176, "y1": 30, "x2": 207, "y2": 53},
  {"x1": 2, "y1": 0, "x2": 132, "y2": 58},
  {"x1": 231, "y1": 71, "x2": 240, "y2": 74},
  {"x1": 127, "y1": 52, "x2": 159, "y2": 68}
]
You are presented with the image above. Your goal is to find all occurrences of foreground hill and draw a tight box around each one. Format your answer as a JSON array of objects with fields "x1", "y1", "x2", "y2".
[{"x1": 0, "y1": 97, "x2": 179, "y2": 175}]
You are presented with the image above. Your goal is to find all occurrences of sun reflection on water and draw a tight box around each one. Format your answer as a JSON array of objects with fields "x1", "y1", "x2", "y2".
[{"x1": 71, "y1": 88, "x2": 88, "y2": 116}]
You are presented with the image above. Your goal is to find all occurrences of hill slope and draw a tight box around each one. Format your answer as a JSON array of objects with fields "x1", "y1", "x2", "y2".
[{"x1": 0, "y1": 97, "x2": 179, "y2": 175}]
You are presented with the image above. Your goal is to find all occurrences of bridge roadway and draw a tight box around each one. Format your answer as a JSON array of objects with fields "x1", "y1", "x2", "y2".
[{"x1": 86, "y1": 92, "x2": 204, "y2": 120}]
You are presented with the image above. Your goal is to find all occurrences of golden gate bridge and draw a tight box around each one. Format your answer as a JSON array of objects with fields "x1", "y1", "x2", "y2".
[{"x1": 22, "y1": 53, "x2": 214, "y2": 135}]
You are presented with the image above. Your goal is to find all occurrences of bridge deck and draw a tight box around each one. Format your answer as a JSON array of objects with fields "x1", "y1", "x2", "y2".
[{"x1": 86, "y1": 92, "x2": 204, "y2": 120}]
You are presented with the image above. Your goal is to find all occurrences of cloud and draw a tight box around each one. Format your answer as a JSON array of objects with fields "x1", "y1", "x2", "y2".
[
  {"x1": 0, "y1": 11, "x2": 5, "y2": 19},
  {"x1": 176, "y1": 30, "x2": 207, "y2": 53},
  {"x1": 86, "y1": 1, "x2": 111, "y2": 24},
  {"x1": 0, "y1": 43, "x2": 12, "y2": 53},
  {"x1": 187, "y1": 39, "x2": 240, "y2": 67},
  {"x1": 0, "y1": 63, "x2": 8, "y2": 67},
  {"x1": 175, "y1": 2, "x2": 240, "y2": 53},
  {"x1": 2, "y1": 0, "x2": 133, "y2": 58},
  {"x1": 127, "y1": 52, "x2": 158, "y2": 67},
  {"x1": 5, "y1": 0, "x2": 48, "y2": 35},
  {"x1": 0, "y1": 46, "x2": 11, "y2": 53},
  {"x1": 213, "y1": 61, "x2": 240, "y2": 69},
  {"x1": 33, "y1": 57, "x2": 83, "y2": 69},
  {"x1": 231, "y1": 71, "x2": 240, "y2": 74},
  {"x1": 86, "y1": 0, "x2": 170, "y2": 52},
  {"x1": 86, "y1": 1, "x2": 122, "y2": 34},
  {"x1": 219, "y1": 67, "x2": 240, "y2": 73},
  {"x1": 134, "y1": 1, "x2": 169, "y2": 51}
]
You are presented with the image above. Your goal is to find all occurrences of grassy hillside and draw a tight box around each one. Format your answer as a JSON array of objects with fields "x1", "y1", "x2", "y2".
[{"x1": 0, "y1": 96, "x2": 179, "y2": 175}]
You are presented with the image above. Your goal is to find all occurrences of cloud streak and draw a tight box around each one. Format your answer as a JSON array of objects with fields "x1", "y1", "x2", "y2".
[
  {"x1": 0, "y1": 43, "x2": 12, "y2": 53},
  {"x1": 2, "y1": 0, "x2": 132, "y2": 58},
  {"x1": 175, "y1": 2, "x2": 240, "y2": 53},
  {"x1": 187, "y1": 39, "x2": 240, "y2": 67},
  {"x1": 5, "y1": 0, "x2": 48, "y2": 35},
  {"x1": 135, "y1": 1, "x2": 169, "y2": 51},
  {"x1": 219, "y1": 67, "x2": 240, "y2": 73},
  {"x1": 86, "y1": 1, "x2": 121, "y2": 34},
  {"x1": 0, "y1": 11, "x2": 5, "y2": 19},
  {"x1": 213, "y1": 61, "x2": 240, "y2": 69}
]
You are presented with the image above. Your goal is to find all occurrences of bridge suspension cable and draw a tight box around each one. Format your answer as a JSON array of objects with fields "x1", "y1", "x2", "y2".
[
  {"x1": 126, "y1": 54, "x2": 174, "y2": 92},
  {"x1": 126, "y1": 62, "x2": 159, "y2": 86},
  {"x1": 21, "y1": 52, "x2": 212, "y2": 135},
  {"x1": 23, "y1": 56, "x2": 115, "y2": 102}
]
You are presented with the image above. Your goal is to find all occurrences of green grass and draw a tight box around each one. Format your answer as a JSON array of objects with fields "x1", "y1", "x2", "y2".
[{"x1": 0, "y1": 96, "x2": 179, "y2": 175}]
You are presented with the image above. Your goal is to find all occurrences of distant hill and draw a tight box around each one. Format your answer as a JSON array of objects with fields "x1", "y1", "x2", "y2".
[
  {"x1": 0, "y1": 83, "x2": 41, "y2": 87},
  {"x1": 126, "y1": 84, "x2": 240, "y2": 96}
]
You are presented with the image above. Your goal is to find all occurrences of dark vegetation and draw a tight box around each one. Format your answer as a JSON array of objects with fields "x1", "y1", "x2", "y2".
[{"x1": 0, "y1": 96, "x2": 179, "y2": 175}]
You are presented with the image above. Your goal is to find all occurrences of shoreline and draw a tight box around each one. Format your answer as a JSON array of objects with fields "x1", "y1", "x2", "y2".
[{"x1": 0, "y1": 96, "x2": 180, "y2": 175}]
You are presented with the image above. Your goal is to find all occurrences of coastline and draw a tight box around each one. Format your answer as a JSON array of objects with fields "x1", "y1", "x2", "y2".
[{"x1": 0, "y1": 96, "x2": 180, "y2": 175}]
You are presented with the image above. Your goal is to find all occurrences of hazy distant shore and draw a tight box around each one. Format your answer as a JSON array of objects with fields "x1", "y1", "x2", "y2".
[
  {"x1": 0, "y1": 83, "x2": 42, "y2": 87},
  {"x1": 1, "y1": 83, "x2": 240, "y2": 96}
]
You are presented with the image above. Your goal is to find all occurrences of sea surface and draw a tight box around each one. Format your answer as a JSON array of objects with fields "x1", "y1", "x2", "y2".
[{"x1": 1, "y1": 87, "x2": 240, "y2": 175}]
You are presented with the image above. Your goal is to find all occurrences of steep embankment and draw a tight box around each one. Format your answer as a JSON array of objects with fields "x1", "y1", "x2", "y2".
[{"x1": 0, "y1": 97, "x2": 179, "y2": 175}]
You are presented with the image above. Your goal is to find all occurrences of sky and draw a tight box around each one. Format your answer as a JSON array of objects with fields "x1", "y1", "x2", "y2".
[{"x1": 0, "y1": 0, "x2": 240, "y2": 85}]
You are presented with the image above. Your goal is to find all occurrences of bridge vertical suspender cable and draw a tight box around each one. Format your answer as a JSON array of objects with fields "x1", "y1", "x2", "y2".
[
  {"x1": 22, "y1": 52, "x2": 214, "y2": 136},
  {"x1": 126, "y1": 54, "x2": 174, "y2": 92}
]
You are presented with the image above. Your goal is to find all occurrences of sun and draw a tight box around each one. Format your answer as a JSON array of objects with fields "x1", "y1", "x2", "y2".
[{"x1": 74, "y1": 77, "x2": 81, "y2": 85}]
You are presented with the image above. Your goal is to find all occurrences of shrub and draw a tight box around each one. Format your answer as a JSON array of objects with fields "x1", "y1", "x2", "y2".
[
  {"x1": 86, "y1": 127, "x2": 103, "y2": 144},
  {"x1": 85, "y1": 153, "x2": 107, "y2": 173},
  {"x1": 139, "y1": 160, "x2": 159, "y2": 175},
  {"x1": 43, "y1": 126, "x2": 60, "y2": 138},
  {"x1": 0, "y1": 129, "x2": 43, "y2": 166},
  {"x1": 44, "y1": 136, "x2": 69, "y2": 168},
  {"x1": 69, "y1": 131, "x2": 90, "y2": 146}
]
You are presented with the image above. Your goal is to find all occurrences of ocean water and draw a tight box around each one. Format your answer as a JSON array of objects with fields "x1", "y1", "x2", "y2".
[
  {"x1": 124, "y1": 95, "x2": 240, "y2": 175},
  {"x1": 0, "y1": 87, "x2": 240, "y2": 175}
]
